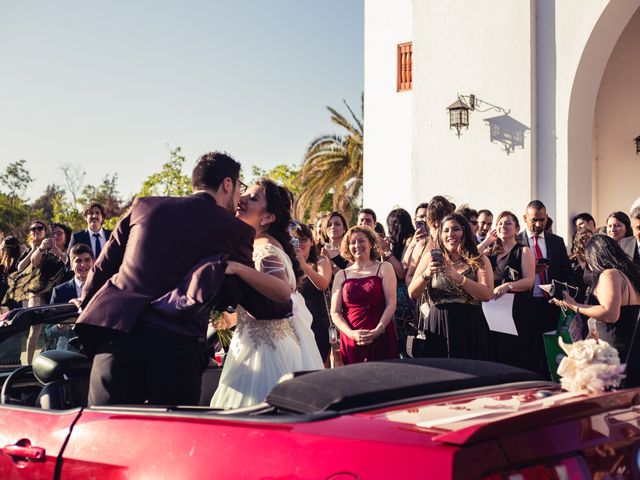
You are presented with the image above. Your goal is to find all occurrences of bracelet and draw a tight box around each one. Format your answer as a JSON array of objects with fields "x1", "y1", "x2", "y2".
[
  {"x1": 576, "y1": 306, "x2": 580, "y2": 315},
  {"x1": 458, "y1": 276, "x2": 467, "y2": 287},
  {"x1": 421, "y1": 271, "x2": 430, "y2": 282},
  {"x1": 376, "y1": 322, "x2": 385, "y2": 332}
]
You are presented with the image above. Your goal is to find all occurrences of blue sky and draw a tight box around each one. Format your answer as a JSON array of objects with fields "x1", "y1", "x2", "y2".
[{"x1": 0, "y1": 0, "x2": 363, "y2": 201}]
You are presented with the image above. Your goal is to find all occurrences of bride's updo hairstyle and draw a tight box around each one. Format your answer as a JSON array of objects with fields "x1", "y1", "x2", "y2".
[{"x1": 256, "y1": 178, "x2": 304, "y2": 281}]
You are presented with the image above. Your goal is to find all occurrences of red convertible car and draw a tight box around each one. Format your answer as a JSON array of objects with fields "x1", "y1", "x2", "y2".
[{"x1": 1, "y1": 305, "x2": 640, "y2": 479}]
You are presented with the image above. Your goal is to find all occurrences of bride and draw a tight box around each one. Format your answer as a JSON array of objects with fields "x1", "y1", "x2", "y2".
[{"x1": 210, "y1": 179, "x2": 324, "y2": 409}]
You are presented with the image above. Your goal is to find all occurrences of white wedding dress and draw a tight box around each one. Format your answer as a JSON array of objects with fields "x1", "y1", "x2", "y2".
[{"x1": 210, "y1": 243, "x2": 324, "y2": 409}]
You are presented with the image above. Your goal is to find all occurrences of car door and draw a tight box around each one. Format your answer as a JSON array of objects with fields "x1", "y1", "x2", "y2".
[
  {"x1": 0, "y1": 405, "x2": 82, "y2": 479},
  {"x1": 57, "y1": 406, "x2": 343, "y2": 479}
]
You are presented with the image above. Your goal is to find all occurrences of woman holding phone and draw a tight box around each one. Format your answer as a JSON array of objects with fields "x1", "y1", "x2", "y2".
[{"x1": 408, "y1": 213, "x2": 493, "y2": 359}]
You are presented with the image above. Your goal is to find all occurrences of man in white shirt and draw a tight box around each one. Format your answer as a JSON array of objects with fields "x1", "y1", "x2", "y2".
[
  {"x1": 67, "y1": 202, "x2": 112, "y2": 260},
  {"x1": 517, "y1": 200, "x2": 574, "y2": 379},
  {"x1": 46, "y1": 244, "x2": 94, "y2": 350}
]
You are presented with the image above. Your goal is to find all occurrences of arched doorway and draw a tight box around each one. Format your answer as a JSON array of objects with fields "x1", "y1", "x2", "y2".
[{"x1": 567, "y1": 1, "x2": 640, "y2": 225}]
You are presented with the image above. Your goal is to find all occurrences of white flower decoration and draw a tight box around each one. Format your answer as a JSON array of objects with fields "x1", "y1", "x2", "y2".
[{"x1": 557, "y1": 338, "x2": 626, "y2": 393}]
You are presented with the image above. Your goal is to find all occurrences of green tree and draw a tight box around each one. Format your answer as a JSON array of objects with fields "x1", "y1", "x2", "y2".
[
  {"x1": 250, "y1": 164, "x2": 301, "y2": 195},
  {"x1": 51, "y1": 193, "x2": 85, "y2": 232},
  {"x1": 0, "y1": 160, "x2": 34, "y2": 238},
  {"x1": 31, "y1": 184, "x2": 64, "y2": 221},
  {"x1": 295, "y1": 97, "x2": 363, "y2": 224},
  {"x1": 137, "y1": 147, "x2": 192, "y2": 198},
  {"x1": 79, "y1": 174, "x2": 125, "y2": 219}
]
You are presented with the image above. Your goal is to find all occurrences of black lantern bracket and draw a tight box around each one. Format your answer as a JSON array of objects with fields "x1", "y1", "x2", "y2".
[{"x1": 446, "y1": 94, "x2": 510, "y2": 137}]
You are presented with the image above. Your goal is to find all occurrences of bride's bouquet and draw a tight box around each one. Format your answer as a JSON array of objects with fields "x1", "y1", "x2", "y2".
[{"x1": 557, "y1": 337, "x2": 626, "y2": 393}]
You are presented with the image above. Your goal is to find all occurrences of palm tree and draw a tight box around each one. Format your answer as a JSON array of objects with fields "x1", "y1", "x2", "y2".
[{"x1": 295, "y1": 97, "x2": 363, "y2": 223}]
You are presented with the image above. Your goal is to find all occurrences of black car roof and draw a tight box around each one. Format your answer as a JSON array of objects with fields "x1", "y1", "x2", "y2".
[{"x1": 266, "y1": 358, "x2": 542, "y2": 414}]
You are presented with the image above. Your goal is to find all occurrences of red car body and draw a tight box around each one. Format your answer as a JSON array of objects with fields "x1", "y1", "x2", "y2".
[{"x1": 1, "y1": 306, "x2": 639, "y2": 479}]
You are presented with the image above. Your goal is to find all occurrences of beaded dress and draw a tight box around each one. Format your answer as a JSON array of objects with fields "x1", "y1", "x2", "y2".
[
  {"x1": 423, "y1": 265, "x2": 489, "y2": 359},
  {"x1": 210, "y1": 244, "x2": 323, "y2": 409}
]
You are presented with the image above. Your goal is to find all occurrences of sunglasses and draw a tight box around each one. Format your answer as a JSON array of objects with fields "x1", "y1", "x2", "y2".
[{"x1": 29, "y1": 225, "x2": 45, "y2": 232}]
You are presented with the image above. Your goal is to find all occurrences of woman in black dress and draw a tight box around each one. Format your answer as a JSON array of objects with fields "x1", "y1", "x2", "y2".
[
  {"x1": 486, "y1": 212, "x2": 535, "y2": 369},
  {"x1": 292, "y1": 223, "x2": 333, "y2": 363},
  {"x1": 382, "y1": 208, "x2": 416, "y2": 356},
  {"x1": 553, "y1": 234, "x2": 640, "y2": 387},
  {"x1": 320, "y1": 211, "x2": 349, "y2": 274},
  {"x1": 408, "y1": 213, "x2": 493, "y2": 359}
]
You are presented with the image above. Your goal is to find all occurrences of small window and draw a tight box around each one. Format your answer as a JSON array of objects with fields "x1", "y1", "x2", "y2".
[{"x1": 397, "y1": 42, "x2": 412, "y2": 92}]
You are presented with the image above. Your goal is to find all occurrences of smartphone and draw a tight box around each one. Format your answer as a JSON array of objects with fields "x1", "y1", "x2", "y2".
[
  {"x1": 415, "y1": 220, "x2": 426, "y2": 233},
  {"x1": 291, "y1": 237, "x2": 300, "y2": 250},
  {"x1": 430, "y1": 248, "x2": 444, "y2": 264}
]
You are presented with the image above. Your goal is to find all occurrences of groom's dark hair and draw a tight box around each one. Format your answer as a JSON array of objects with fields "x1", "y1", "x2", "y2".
[{"x1": 192, "y1": 151, "x2": 241, "y2": 191}]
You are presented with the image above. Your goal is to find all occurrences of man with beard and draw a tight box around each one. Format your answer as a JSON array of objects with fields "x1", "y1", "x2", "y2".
[
  {"x1": 75, "y1": 151, "x2": 292, "y2": 406},
  {"x1": 517, "y1": 200, "x2": 574, "y2": 378}
]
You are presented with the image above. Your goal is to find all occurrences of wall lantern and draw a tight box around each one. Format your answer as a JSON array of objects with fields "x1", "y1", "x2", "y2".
[
  {"x1": 446, "y1": 93, "x2": 508, "y2": 138},
  {"x1": 635, "y1": 135, "x2": 640, "y2": 155},
  {"x1": 447, "y1": 95, "x2": 474, "y2": 137}
]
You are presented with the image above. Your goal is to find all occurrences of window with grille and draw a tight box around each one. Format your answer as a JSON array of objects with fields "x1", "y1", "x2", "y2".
[{"x1": 397, "y1": 42, "x2": 412, "y2": 92}]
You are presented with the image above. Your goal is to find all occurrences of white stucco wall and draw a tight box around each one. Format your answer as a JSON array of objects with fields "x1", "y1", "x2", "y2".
[
  {"x1": 363, "y1": 0, "x2": 413, "y2": 221},
  {"x1": 594, "y1": 7, "x2": 640, "y2": 222},
  {"x1": 557, "y1": 0, "x2": 640, "y2": 236},
  {"x1": 363, "y1": 0, "x2": 640, "y2": 240},
  {"x1": 411, "y1": 0, "x2": 535, "y2": 220}
]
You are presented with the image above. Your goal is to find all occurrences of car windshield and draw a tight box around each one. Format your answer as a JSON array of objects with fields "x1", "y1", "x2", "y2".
[{"x1": 0, "y1": 305, "x2": 78, "y2": 367}]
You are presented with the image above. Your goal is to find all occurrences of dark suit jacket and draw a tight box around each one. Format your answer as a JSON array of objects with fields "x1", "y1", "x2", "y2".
[
  {"x1": 517, "y1": 230, "x2": 575, "y2": 286},
  {"x1": 50, "y1": 278, "x2": 79, "y2": 305},
  {"x1": 620, "y1": 236, "x2": 640, "y2": 264},
  {"x1": 77, "y1": 192, "x2": 291, "y2": 334},
  {"x1": 68, "y1": 228, "x2": 113, "y2": 258}
]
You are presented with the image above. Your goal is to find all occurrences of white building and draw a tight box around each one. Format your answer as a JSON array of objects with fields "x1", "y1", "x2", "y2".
[{"x1": 364, "y1": 0, "x2": 640, "y2": 240}]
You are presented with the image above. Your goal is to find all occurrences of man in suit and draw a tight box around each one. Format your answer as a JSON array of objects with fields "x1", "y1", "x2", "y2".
[
  {"x1": 46, "y1": 243, "x2": 94, "y2": 350},
  {"x1": 620, "y1": 207, "x2": 640, "y2": 265},
  {"x1": 75, "y1": 151, "x2": 292, "y2": 407},
  {"x1": 67, "y1": 201, "x2": 112, "y2": 261},
  {"x1": 518, "y1": 200, "x2": 574, "y2": 377}
]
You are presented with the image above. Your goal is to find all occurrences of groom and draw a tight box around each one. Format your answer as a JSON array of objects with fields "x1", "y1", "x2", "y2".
[{"x1": 75, "y1": 151, "x2": 292, "y2": 406}]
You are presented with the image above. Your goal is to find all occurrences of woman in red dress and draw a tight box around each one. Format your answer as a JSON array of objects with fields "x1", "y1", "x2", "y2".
[{"x1": 330, "y1": 226, "x2": 398, "y2": 365}]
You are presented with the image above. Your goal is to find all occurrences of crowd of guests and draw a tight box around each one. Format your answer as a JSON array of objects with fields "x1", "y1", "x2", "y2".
[
  {"x1": 305, "y1": 200, "x2": 640, "y2": 386},
  {"x1": 2, "y1": 192, "x2": 640, "y2": 387},
  {"x1": 0, "y1": 202, "x2": 108, "y2": 363}
]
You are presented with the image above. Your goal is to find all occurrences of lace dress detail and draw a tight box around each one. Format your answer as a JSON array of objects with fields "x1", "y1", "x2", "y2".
[{"x1": 210, "y1": 243, "x2": 323, "y2": 409}]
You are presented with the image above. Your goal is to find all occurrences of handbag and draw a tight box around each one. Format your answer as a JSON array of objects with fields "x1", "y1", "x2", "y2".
[
  {"x1": 322, "y1": 287, "x2": 342, "y2": 368},
  {"x1": 405, "y1": 292, "x2": 429, "y2": 358}
]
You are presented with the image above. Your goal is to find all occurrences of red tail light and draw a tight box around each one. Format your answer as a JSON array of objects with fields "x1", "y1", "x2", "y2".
[{"x1": 481, "y1": 456, "x2": 588, "y2": 480}]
